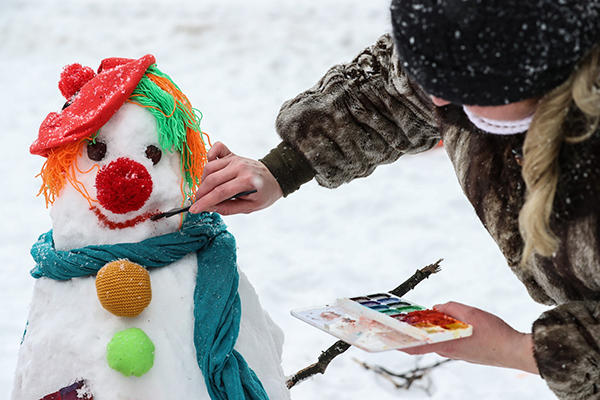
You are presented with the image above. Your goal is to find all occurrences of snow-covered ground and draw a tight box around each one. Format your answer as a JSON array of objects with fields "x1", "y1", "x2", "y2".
[{"x1": 0, "y1": 0, "x2": 554, "y2": 399}]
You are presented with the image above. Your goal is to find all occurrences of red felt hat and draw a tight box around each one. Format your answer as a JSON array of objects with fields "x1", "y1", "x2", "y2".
[{"x1": 30, "y1": 54, "x2": 156, "y2": 157}]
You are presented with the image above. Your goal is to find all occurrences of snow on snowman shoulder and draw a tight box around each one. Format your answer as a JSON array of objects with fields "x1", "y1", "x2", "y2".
[{"x1": 12, "y1": 56, "x2": 289, "y2": 400}]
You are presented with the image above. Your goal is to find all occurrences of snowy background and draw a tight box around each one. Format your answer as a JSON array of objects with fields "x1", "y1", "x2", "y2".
[{"x1": 0, "y1": 0, "x2": 555, "y2": 399}]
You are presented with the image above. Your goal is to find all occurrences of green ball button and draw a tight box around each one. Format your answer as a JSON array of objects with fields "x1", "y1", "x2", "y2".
[{"x1": 107, "y1": 327, "x2": 155, "y2": 377}]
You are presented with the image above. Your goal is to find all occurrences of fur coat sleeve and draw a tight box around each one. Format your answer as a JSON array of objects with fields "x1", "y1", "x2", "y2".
[{"x1": 268, "y1": 34, "x2": 441, "y2": 191}]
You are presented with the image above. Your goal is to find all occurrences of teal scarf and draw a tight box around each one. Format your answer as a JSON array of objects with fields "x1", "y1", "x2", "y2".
[{"x1": 30, "y1": 212, "x2": 268, "y2": 400}]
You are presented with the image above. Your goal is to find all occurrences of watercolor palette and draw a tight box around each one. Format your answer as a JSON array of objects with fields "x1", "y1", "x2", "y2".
[{"x1": 291, "y1": 292, "x2": 472, "y2": 352}]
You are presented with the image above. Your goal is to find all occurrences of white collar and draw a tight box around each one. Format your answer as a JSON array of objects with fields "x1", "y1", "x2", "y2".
[{"x1": 462, "y1": 106, "x2": 533, "y2": 135}]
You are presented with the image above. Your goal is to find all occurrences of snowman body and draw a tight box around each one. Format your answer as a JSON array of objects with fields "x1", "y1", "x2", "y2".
[{"x1": 12, "y1": 103, "x2": 289, "y2": 400}]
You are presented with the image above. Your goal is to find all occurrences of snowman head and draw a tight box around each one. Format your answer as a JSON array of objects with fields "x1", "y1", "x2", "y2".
[{"x1": 31, "y1": 56, "x2": 208, "y2": 250}]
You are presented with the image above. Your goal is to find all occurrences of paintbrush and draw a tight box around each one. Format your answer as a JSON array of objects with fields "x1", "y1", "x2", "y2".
[{"x1": 150, "y1": 190, "x2": 257, "y2": 221}]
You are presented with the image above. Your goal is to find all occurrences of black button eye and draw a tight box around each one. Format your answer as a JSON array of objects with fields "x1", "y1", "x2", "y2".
[
  {"x1": 87, "y1": 141, "x2": 107, "y2": 161},
  {"x1": 145, "y1": 145, "x2": 162, "y2": 165}
]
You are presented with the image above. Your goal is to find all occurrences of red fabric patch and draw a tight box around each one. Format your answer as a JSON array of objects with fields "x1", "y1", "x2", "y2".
[
  {"x1": 39, "y1": 380, "x2": 92, "y2": 400},
  {"x1": 95, "y1": 158, "x2": 152, "y2": 214},
  {"x1": 58, "y1": 64, "x2": 96, "y2": 99},
  {"x1": 97, "y1": 57, "x2": 137, "y2": 73},
  {"x1": 31, "y1": 55, "x2": 156, "y2": 157}
]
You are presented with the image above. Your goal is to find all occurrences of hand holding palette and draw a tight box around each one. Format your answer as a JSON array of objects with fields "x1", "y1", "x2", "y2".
[{"x1": 291, "y1": 293, "x2": 472, "y2": 352}]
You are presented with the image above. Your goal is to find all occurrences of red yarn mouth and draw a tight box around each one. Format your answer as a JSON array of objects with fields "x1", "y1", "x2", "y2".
[
  {"x1": 91, "y1": 206, "x2": 158, "y2": 230},
  {"x1": 95, "y1": 157, "x2": 153, "y2": 214}
]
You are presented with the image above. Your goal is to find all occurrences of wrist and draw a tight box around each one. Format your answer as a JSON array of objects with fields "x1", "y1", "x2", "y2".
[{"x1": 509, "y1": 333, "x2": 539, "y2": 374}]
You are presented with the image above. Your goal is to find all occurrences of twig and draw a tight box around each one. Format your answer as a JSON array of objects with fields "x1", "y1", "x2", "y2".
[
  {"x1": 286, "y1": 259, "x2": 444, "y2": 389},
  {"x1": 285, "y1": 341, "x2": 351, "y2": 389},
  {"x1": 353, "y1": 357, "x2": 453, "y2": 392},
  {"x1": 389, "y1": 259, "x2": 442, "y2": 297}
]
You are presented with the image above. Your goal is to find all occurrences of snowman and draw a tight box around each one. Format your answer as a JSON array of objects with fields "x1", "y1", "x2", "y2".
[{"x1": 12, "y1": 55, "x2": 289, "y2": 400}]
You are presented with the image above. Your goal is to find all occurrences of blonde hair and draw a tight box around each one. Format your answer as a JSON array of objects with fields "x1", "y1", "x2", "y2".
[{"x1": 519, "y1": 46, "x2": 600, "y2": 265}]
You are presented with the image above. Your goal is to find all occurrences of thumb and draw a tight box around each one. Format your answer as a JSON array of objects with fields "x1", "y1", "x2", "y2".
[{"x1": 432, "y1": 301, "x2": 466, "y2": 319}]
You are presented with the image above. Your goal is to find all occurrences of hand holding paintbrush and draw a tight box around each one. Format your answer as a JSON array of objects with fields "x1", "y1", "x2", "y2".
[
  {"x1": 186, "y1": 142, "x2": 284, "y2": 215},
  {"x1": 151, "y1": 190, "x2": 257, "y2": 220}
]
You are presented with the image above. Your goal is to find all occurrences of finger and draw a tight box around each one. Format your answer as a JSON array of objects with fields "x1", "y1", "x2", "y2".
[
  {"x1": 212, "y1": 199, "x2": 258, "y2": 216},
  {"x1": 189, "y1": 180, "x2": 251, "y2": 213},
  {"x1": 202, "y1": 156, "x2": 236, "y2": 181},
  {"x1": 403, "y1": 336, "x2": 465, "y2": 357},
  {"x1": 195, "y1": 165, "x2": 238, "y2": 201},
  {"x1": 433, "y1": 301, "x2": 476, "y2": 322},
  {"x1": 401, "y1": 342, "x2": 447, "y2": 355},
  {"x1": 433, "y1": 301, "x2": 461, "y2": 315},
  {"x1": 208, "y1": 187, "x2": 259, "y2": 215},
  {"x1": 207, "y1": 142, "x2": 232, "y2": 161}
]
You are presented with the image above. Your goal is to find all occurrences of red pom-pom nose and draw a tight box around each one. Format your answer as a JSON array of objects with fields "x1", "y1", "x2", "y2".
[
  {"x1": 95, "y1": 158, "x2": 153, "y2": 214},
  {"x1": 58, "y1": 63, "x2": 96, "y2": 99}
]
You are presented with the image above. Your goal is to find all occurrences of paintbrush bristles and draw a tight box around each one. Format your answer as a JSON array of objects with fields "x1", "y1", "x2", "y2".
[{"x1": 150, "y1": 206, "x2": 191, "y2": 221}]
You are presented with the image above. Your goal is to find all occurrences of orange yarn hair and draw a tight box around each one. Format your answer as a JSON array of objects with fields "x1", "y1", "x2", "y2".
[{"x1": 36, "y1": 136, "x2": 98, "y2": 207}]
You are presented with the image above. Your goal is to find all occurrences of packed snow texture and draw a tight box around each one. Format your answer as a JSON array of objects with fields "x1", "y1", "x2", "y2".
[
  {"x1": 14, "y1": 258, "x2": 288, "y2": 400},
  {"x1": 1, "y1": 0, "x2": 555, "y2": 399},
  {"x1": 50, "y1": 103, "x2": 185, "y2": 249},
  {"x1": 12, "y1": 97, "x2": 289, "y2": 399}
]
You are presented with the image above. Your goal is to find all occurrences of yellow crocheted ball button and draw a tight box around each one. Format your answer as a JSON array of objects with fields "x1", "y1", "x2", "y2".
[{"x1": 95, "y1": 259, "x2": 152, "y2": 317}]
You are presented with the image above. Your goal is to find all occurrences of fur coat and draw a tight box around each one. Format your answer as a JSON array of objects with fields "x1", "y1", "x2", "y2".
[{"x1": 261, "y1": 34, "x2": 600, "y2": 399}]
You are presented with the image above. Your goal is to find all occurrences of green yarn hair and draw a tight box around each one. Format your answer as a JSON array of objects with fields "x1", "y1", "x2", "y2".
[{"x1": 128, "y1": 65, "x2": 208, "y2": 200}]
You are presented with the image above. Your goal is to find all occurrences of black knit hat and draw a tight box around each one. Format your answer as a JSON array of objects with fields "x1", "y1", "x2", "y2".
[{"x1": 390, "y1": 0, "x2": 600, "y2": 106}]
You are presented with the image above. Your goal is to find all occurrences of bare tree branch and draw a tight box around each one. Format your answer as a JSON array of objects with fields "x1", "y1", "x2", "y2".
[
  {"x1": 286, "y1": 259, "x2": 444, "y2": 389},
  {"x1": 389, "y1": 259, "x2": 442, "y2": 297},
  {"x1": 285, "y1": 341, "x2": 351, "y2": 389},
  {"x1": 353, "y1": 357, "x2": 453, "y2": 393}
]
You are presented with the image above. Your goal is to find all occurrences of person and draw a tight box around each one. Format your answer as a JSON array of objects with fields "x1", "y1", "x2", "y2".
[{"x1": 189, "y1": 1, "x2": 600, "y2": 398}]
